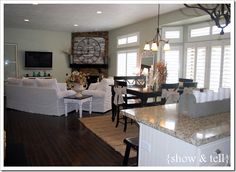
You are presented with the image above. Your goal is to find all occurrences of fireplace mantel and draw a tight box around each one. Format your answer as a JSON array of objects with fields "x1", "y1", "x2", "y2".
[{"x1": 70, "y1": 64, "x2": 108, "y2": 69}]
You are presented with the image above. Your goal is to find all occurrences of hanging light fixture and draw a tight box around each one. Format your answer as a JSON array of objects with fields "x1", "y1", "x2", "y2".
[
  {"x1": 184, "y1": 4, "x2": 231, "y2": 35},
  {"x1": 144, "y1": 4, "x2": 170, "y2": 52}
]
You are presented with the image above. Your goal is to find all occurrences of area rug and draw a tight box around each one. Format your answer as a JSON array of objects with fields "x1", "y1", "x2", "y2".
[{"x1": 80, "y1": 115, "x2": 139, "y2": 157}]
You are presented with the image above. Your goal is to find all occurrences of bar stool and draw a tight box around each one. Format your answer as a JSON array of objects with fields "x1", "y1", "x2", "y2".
[{"x1": 123, "y1": 137, "x2": 139, "y2": 166}]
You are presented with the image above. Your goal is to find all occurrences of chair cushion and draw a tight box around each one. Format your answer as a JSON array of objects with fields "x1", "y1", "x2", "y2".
[{"x1": 82, "y1": 90, "x2": 105, "y2": 98}]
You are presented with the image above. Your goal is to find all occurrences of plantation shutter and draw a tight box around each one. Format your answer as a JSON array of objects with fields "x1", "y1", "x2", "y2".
[
  {"x1": 117, "y1": 50, "x2": 138, "y2": 76},
  {"x1": 126, "y1": 51, "x2": 138, "y2": 76},
  {"x1": 186, "y1": 48, "x2": 195, "y2": 79},
  {"x1": 222, "y1": 45, "x2": 231, "y2": 88},
  {"x1": 209, "y1": 46, "x2": 222, "y2": 92},
  {"x1": 164, "y1": 49, "x2": 179, "y2": 83},
  {"x1": 195, "y1": 47, "x2": 206, "y2": 88},
  {"x1": 117, "y1": 52, "x2": 126, "y2": 76}
]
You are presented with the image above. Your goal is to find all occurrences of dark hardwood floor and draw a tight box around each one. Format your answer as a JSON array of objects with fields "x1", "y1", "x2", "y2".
[{"x1": 4, "y1": 109, "x2": 129, "y2": 166}]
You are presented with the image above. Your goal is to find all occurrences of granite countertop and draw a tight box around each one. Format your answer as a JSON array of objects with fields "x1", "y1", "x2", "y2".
[{"x1": 121, "y1": 104, "x2": 230, "y2": 146}]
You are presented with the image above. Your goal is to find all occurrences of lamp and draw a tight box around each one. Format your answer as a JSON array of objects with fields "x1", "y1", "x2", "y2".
[
  {"x1": 144, "y1": 4, "x2": 170, "y2": 52},
  {"x1": 184, "y1": 4, "x2": 231, "y2": 35}
]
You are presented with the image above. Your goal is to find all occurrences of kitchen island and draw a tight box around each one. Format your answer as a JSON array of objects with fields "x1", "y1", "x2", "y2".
[{"x1": 121, "y1": 104, "x2": 230, "y2": 166}]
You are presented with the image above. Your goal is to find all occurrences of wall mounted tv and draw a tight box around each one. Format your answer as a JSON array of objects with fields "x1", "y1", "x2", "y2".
[{"x1": 25, "y1": 51, "x2": 52, "y2": 68}]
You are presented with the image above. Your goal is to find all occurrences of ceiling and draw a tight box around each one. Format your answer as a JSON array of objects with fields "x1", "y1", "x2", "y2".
[{"x1": 4, "y1": 4, "x2": 184, "y2": 32}]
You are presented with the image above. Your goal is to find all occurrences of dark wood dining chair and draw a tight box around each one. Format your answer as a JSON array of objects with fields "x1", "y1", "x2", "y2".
[
  {"x1": 183, "y1": 82, "x2": 198, "y2": 88},
  {"x1": 112, "y1": 76, "x2": 146, "y2": 122},
  {"x1": 114, "y1": 76, "x2": 146, "y2": 88},
  {"x1": 113, "y1": 80, "x2": 141, "y2": 132},
  {"x1": 178, "y1": 78, "x2": 193, "y2": 83}
]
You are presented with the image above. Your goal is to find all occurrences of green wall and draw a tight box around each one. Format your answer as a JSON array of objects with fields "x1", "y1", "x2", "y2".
[
  {"x1": 108, "y1": 7, "x2": 206, "y2": 76},
  {"x1": 4, "y1": 28, "x2": 71, "y2": 82}
]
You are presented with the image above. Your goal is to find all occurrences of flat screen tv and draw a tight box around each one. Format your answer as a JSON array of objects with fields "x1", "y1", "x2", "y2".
[{"x1": 25, "y1": 51, "x2": 52, "y2": 68}]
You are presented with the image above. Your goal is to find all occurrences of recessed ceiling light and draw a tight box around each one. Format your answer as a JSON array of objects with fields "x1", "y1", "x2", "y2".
[
  {"x1": 96, "y1": 11, "x2": 102, "y2": 14},
  {"x1": 24, "y1": 19, "x2": 30, "y2": 22},
  {"x1": 74, "y1": 24, "x2": 78, "y2": 27}
]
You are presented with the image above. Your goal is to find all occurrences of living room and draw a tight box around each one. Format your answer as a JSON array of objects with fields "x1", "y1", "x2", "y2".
[{"x1": 2, "y1": 1, "x2": 233, "y2": 170}]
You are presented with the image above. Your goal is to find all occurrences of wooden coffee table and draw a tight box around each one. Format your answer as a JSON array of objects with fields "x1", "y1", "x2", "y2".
[{"x1": 64, "y1": 95, "x2": 92, "y2": 118}]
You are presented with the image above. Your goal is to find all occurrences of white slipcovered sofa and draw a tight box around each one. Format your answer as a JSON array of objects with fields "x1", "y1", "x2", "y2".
[
  {"x1": 5, "y1": 77, "x2": 77, "y2": 116},
  {"x1": 82, "y1": 78, "x2": 114, "y2": 113}
]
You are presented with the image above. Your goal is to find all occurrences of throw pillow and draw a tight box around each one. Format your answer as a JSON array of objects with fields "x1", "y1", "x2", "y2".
[
  {"x1": 7, "y1": 78, "x2": 22, "y2": 85},
  {"x1": 22, "y1": 78, "x2": 36, "y2": 86},
  {"x1": 36, "y1": 78, "x2": 60, "y2": 92}
]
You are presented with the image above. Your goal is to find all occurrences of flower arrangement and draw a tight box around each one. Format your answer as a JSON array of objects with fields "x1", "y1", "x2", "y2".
[
  {"x1": 156, "y1": 60, "x2": 167, "y2": 86},
  {"x1": 66, "y1": 70, "x2": 88, "y2": 89},
  {"x1": 151, "y1": 60, "x2": 168, "y2": 89}
]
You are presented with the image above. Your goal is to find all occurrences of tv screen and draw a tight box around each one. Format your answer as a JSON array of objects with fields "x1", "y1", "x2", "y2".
[{"x1": 25, "y1": 51, "x2": 52, "y2": 68}]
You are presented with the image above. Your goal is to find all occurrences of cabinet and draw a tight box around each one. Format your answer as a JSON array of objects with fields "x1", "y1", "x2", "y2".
[{"x1": 138, "y1": 123, "x2": 230, "y2": 166}]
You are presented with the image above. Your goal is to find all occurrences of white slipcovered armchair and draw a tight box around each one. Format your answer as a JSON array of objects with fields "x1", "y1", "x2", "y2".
[{"x1": 82, "y1": 78, "x2": 114, "y2": 113}]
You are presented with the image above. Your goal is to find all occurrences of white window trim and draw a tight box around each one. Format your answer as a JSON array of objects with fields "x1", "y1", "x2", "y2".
[
  {"x1": 117, "y1": 32, "x2": 140, "y2": 48},
  {"x1": 188, "y1": 21, "x2": 230, "y2": 42},
  {"x1": 162, "y1": 26, "x2": 183, "y2": 43}
]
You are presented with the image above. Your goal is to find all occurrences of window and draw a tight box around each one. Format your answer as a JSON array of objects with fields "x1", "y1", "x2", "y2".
[
  {"x1": 117, "y1": 32, "x2": 139, "y2": 48},
  {"x1": 185, "y1": 46, "x2": 206, "y2": 88},
  {"x1": 209, "y1": 45, "x2": 231, "y2": 91},
  {"x1": 117, "y1": 50, "x2": 138, "y2": 76},
  {"x1": 209, "y1": 46, "x2": 222, "y2": 91},
  {"x1": 186, "y1": 48, "x2": 195, "y2": 79},
  {"x1": 190, "y1": 27, "x2": 210, "y2": 37},
  {"x1": 162, "y1": 27, "x2": 183, "y2": 43},
  {"x1": 165, "y1": 31, "x2": 180, "y2": 39},
  {"x1": 195, "y1": 47, "x2": 206, "y2": 88},
  {"x1": 212, "y1": 23, "x2": 231, "y2": 35},
  {"x1": 222, "y1": 45, "x2": 231, "y2": 88},
  {"x1": 185, "y1": 42, "x2": 231, "y2": 91},
  {"x1": 163, "y1": 46, "x2": 182, "y2": 83},
  {"x1": 188, "y1": 22, "x2": 230, "y2": 41}
]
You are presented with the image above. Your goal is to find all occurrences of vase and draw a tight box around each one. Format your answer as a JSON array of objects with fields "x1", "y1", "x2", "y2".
[{"x1": 74, "y1": 83, "x2": 87, "y2": 92}]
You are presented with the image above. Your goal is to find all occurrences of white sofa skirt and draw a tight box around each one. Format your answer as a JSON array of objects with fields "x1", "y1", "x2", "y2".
[{"x1": 6, "y1": 85, "x2": 76, "y2": 116}]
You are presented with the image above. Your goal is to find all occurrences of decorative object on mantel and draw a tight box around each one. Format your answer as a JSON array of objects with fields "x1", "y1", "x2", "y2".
[
  {"x1": 143, "y1": 4, "x2": 170, "y2": 52},
  {"x1": 178, "y1": 88, "x2": 230, "y2": 118},
  {"x1": 66, "y1": 71, "x2": 88, "y2": 93},
  {"x1": 184, "y1": 4, "x2": 230, "y2": 35},
  {"x1": 151, "y1": 60, "x2": 167, "y2": 90}
]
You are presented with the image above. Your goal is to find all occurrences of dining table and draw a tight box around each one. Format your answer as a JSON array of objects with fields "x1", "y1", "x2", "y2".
[
  {"x1": 127, "y1": 86, "x2": 162, "y2": 106},
  {"x1": 110, "y1": 85, "x2": 162, "y2": 122}
]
